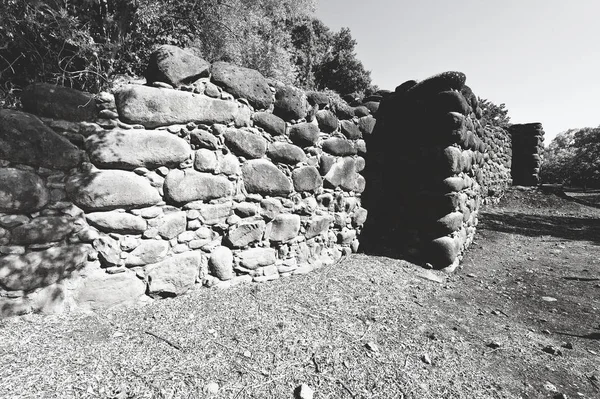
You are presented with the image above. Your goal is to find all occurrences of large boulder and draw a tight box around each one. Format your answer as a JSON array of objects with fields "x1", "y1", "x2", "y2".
[
  {"x1": 237, "y1": 248, "x2": 276, "y2": 270},
  {"x1": 0, "y1": 109, "x2": 83, "y2": 170},
  {"x1": 0, "y1": 168, "x2": 49, "y2": 213},
  {"x1": 242, "y1": 159, "x2": 292, "y2": 196},
  {"x1": 226, "y1": 220, "x2": 265, "y2": 248},
  {"x1": 74, "y1": 268, "x2": 146, "y2": 311},
  {"x1": 86, "y1": 129, "x2": 192, "y2": 170},
  {"x1": 209, "y1": 246, "x2": 234, "y2": 280},
  {"x1": 406, "y1": 71, "x2": 466, "y2": 99},
  {"x1": 267, "y1": 214, "x2": 300, "y2": 243},
  {"x1": 66, "y1": 169, "x2": 161, "y2": 211},
  {"x1": 0, "y1": 244, "x2": 90, "y2": 291},
  {"x1": 21, "y1": 83, "x2": 97, "y2": 121},
  {"x1": 145, "y1": 252, "x2": 202, "y2": 297},
  {"x1": 292, "y1": 166, "x2": 322, "y2": 192},
  {"x1": 210, "y1": 61, "x2": 273, "y2": 110},
  {"x1": 324, "y1": 157, "x2": 358, "y2": 191},
  {"x1": 164, "y1": 169, "x2": 232, "y2": 204},
  {"x1": 145, "y1": 45, "x2": 210, "y2": 86},
  {"x1": 315, "y1": 110, "x2": 338, "y2": 133},
  {"x1": 115, "y1": 85, "x2": 251, "y2": 129},
  {"x1": 10, "y1": 216, "x2": 76, "y2": 245},
  {"x1": 322, "y1": 137, "x2": 356, "y2": 156},
  {"x1": 223, "y1": 128, "x2": 267, "y2": 159},
  {"x1": 125, "y1": 240, "x2": 169, "y2": 267},
  {"x1": 274, "y1": 85, "x2": 308, "y2": 121}
]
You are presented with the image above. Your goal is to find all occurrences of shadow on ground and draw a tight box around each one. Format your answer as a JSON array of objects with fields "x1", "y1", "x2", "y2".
[{"x1": 480, "y1": 211, "x2": 600, "y2": 244}]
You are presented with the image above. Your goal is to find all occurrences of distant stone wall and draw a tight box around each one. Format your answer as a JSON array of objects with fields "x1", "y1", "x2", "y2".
[
  {"x1": 0, "y1": 45, "x2": 376, "y2": 316},
  {"x1": 509, "y1": 123, "x2": 545, "y2": 186},
  {"x1": 361, "y1": 72, "x2": 513, "y2": 270}
]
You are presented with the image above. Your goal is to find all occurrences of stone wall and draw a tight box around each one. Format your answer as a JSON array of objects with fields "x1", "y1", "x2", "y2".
[
  {"x1": 509, "y1": 123, "x2": 545, "y2": 186},
  {"x1": 361, "y1": 72, "x2": 513, "y2": 270},
  {"x1": 0, "y1": 45, "x2": 377, "y2": 316}
]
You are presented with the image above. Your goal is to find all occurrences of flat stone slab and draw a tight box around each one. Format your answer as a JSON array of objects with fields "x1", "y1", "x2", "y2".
[
  {"x1": 21, "y1": 83, "x2": 97, "y2": 121},
  {"x1": 115, "y1": 85, "x2": 251, "y2": 129},
  {"x1": 86, "y1": 129, "x2": 192, "y2": 170},
  {"x1": 74, "y1": 268, "x2": 146, "y2": 311},
  {"x1": 164, "y1": 169, "x2": 232, "y2": 204},
  {"x1": 145, "y1": 252, "x2": 202, "y2": 297}
]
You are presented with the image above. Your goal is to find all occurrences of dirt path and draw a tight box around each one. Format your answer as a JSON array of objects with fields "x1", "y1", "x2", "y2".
[{"x1": 0, "y1": 188, "x2": 598, "y2": 399}]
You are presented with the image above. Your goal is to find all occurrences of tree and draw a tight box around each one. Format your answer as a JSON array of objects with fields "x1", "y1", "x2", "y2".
[
  {"x1": 479, "y1": 97, "x2": 511, "y2": 129},
  {"x1": 540, "y1": 126, "x2": 600, "y2": 188}
]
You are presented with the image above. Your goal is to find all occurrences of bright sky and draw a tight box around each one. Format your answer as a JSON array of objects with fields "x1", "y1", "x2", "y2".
[{"x1": 316, "y1": 0, "x2": 600, "y2": 145}]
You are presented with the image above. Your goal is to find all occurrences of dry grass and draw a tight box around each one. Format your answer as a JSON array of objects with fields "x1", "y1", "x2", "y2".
[{"x1": 1, "y1": 188, "x2": 599, "y2": 399}]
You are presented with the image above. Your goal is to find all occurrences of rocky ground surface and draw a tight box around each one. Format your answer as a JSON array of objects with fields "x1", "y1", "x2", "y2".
[{"x1": 0, "y1": 187, "x2": 598, "y2": 399}]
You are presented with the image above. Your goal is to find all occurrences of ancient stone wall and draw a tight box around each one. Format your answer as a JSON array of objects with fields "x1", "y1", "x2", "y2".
[
  {"x1": 0, "y1": 45, "x2": 376, "y2": 316},
  {"x1": 509, "y1": 123, "x2": 545, "y2": 186},
  {"x1": 361, "y1": 72, "x2": 513, "y2": 270}
]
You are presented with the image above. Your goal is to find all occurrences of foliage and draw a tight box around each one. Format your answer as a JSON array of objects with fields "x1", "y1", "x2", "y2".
[
  {"x1": 540, "y1": 126, "x2": 600, "y2": 188},
  {"x1": 479, "y1": 97, "x2": 511, "y2": 129}
]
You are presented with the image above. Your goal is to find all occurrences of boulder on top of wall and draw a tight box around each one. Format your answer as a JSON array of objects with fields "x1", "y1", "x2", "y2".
[
  {"x1": 335, "y1": 104, "x2": 355, "y2": 119},
  {"x1": 164, "y1": 169, "x2": 232, "y2": 205},
  {"x1": 0, "y1": 243, "x2": 90, "y2": 291},
  {"x1": 289, "y1": 123, "x2": 320, "y2": 147},
  {"x1": 0, "y1": 109, "x2": 83, "y2": 170},
  {"x1": 315, "y1": 110, "x2": 338, "y2": 133},
  {"x1": 406, "y1": 71, "x2": 466, "y2": 99},
  {"x1": 21, "y1": 83, "x2": 97, "y2": 121},
  {"x1": 460, "y1": 85, "x2": 478, "y2": 111},
  {"x1": 252, "y1": 112, "x2": 286, "y2": 136},
  {"x1": 242, "y1": 159, "x2": 292, "y2": 196},
  {"x1": 267, "y1": 213, "x2": 300, "y2": 243},
  {"x1": 237, "y1": 247, "x2": 277, "y2": 270},
  {"x1": 145, "y1": 44, "x2": 210, "y2": 87},
  {"x1": 340, "y1": 120, "x2": 362, "y2": 140},
  {"x1": 273, "y1": 85, "x2": 308, "y2": 121},
  {"x1": 292, "y1": 166, "x2": 322, "y2": 193},
  {"x1": 146, "y1": 252, "x2": 202, "y2": 297},
  {"x1": 362, "y1": 101, "x2": 380, "y2": 114},
  {"x1": 322, "y1": 137, "x2": 356, "y2": 156},
  {"x1": 428, "y1": 91, "x2": 470, "y2": 116},
  {"x1": 267, "y1": 142, "x2": 307, "y2": 164},
  {"x1": 74, "y1": 268, "x2": 146, "y2": 311},
  {"x1": 0, "y1": 168, "x2": 49, "y2": 214},
  {"x1": 115, "y1": 85, "x2": 251, "y2": 129},
  {"x1": 324, "y1": 157, "x2": 357, "y2": 191},
  {"x1": 66, "y1": 169, "x2": 161, "y2": 211},
  {"x1": 353, "y1": 106, "x2": 370, "y2": 117},
  {"x1": 86, "y1": 129, "x2": 192, "y2": 170},
  {"x1": 223, "y1": 128, "x2": 267, "y2": 159},
  {"x1": 210, "y1": 61, "x2": 273, "y2": 110},
  {"x1": 358, "y1": 116, "x2": 376, "y2": 136},
  {"x1": 86, "y1": 211, "x2": 147, "y2": 235},
  {"x1": 306, "y1": 91, "x2": 330, "y2": 107},
  {"x1": 427, "y1": 236, "x2": 459, "y2": 269},
  {"x1": 10, "y1": 216, "x2": 76, "y2": 245}
]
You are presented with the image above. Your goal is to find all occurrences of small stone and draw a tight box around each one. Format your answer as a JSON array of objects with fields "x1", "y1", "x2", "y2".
[
  {"x1": 421, "y1": 354, "x2": 432, "y2": 364},
  {"x1": 486, "y1": 341, "x2": 501, "y2": 349},
  {"x1": 542, "y1": 345, "x2": 562, "y2": 356},
  {"x1": 205, "y1": 382, "x2": 219, "y2": 394},
  {"x1": 365, "y1": 341, "x2": 379, "y2": 352},
  {"x1": 209, "y1": 246, "x2": 234, "y2": 280},
  {"x1": 294, "y1": 384, "x2": 314, "y2": 399},
  {"x1": 541, "y1": 296, "x2": 557, "y2": 302}
]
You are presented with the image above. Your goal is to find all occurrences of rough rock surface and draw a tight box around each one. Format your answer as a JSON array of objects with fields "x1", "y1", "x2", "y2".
[
  {"x1": 145, "y1": 45, "x2": 210, "y2": 86},
  {"x1": 267, "y1": 214, "x2": 300, "y2": 242},
  {"x1": 274, "y1": 86, "x2": 308, "y2": 121},
  {"x1": 75, "y1": 268, "x2": 146, "y2": 310},
  {"x1": 237, "y1": 248, "x2": 276, "y2": 270},
  {"x1": 223, "y1": 129, "x2": 267, "y2": 159},
  {"x1": 164, "y1": 169, "x2": 232, "y2": 204},
  {"x1": 209, "y1": 246, "x2": 234, "y2": 280},
  {"x1": 115, "y1": 85, "x2": 251, "y2": 128},
  {"x1": 292, "y1": 167, "x2": 322, "y2": 192},
  {"x1": 146, "y1": 252, "x2": 202, "y2": 296},
  {"x1": 242, "y1": 160, "x2": 292, "y2": 196},
  {"x1": 86, "y1": 212, "x2": 146, "y2": 235},
  {"x1": 322, "y1": 137, "x2": 356, "y2": 156},
  {"x1": 67, "y1": 169, "x2": 161, "y2": 211},
  {"x1": 0, "y1": 244, "x2": 90, "y2": 291},
  {"x1": 226, "y1": 220, "x2": 265, "y2": 248},
  {"x1": 267, "y1": 142, "x2": 307, "y2": 164},
  {"x1": 252, "y1": 112, "x2": 286, "y2": 136},
  {"x1": 86, "y1": 129, "x2": 192, "y2": 170},
  {"x1": 315, "y1": 110, "x2": 338, "y2": 133},
  {"x1": 289, "y1": 123, "x2": 320, "y2": 147},
  {"x1": 21, "y1": 83, "x2": 97, "y2": 121},
  {"x1": 324, "y1": 157, "x2": 358, "y2": 191},
  {"x1": 210, "y1": 61, "x2": 273, "y2": 110},
  {"x1": 0, "y1": 168, "x2": 49, "y2": 213},
  {"x1": 10, "y1": 216, "x2": 75, "y2": 245},
  {"x1": 125, "y1": 240, "x2": 169, "y2": 266},
  {"x1": 0, "y1": 109, "x2": 83, "y2": 170}
]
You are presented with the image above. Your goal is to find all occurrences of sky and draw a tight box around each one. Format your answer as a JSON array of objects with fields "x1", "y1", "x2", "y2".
[{"x1": 316, "y1": 0, "x2": 600, "y2": 145}]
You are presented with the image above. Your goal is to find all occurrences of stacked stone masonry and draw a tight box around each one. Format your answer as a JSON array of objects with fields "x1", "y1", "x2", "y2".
[
  {"x1": 0, "y1": 45, "x2": 376, "y2": 316},
  {"x1": 361, "y1": 72, "x2": 514, "y2": 270},
  {"x1": 509, "y1": 123, "x2": 545, "y2": 186}
]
